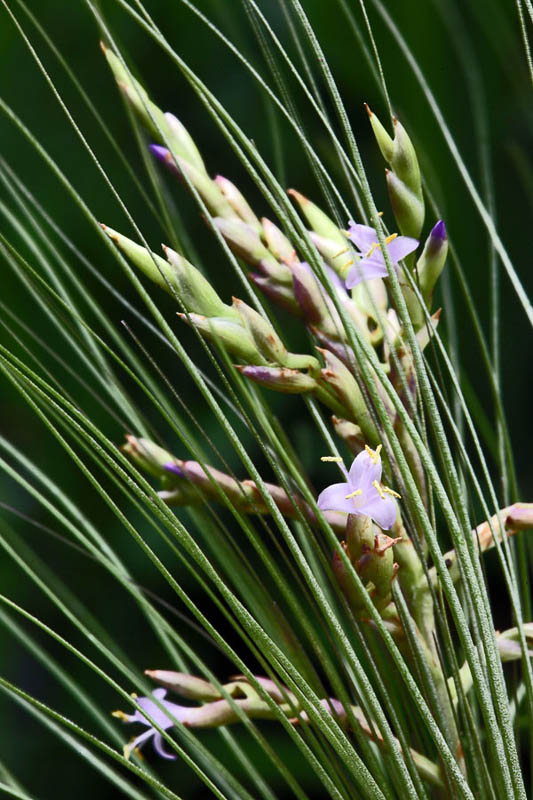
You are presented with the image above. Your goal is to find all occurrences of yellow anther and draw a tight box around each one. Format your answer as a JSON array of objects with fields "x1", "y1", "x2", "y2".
[
  {"x1": 382, "y1": 485, "x2": 401, "y2": 499},
  {"x1": 332, "y1": 246, "x2": 350, "y2": 258},
  {"x1": 130, "y1": 692, "x2": 138, "y2": 699},
  {"x1": 321, "y1": 456, "x2": 343, "y2": 462},
  {"x1": 345, "y1": 489, "x2": 363, "y2": 499},
  {"x1": 365, "y1": 242, "x2": 380, "y2": 257},
  {"x1": 377, "y1": 211, "x2": 384, "y2": 217},
  {"x1": 112, "y1": 710, "x2": 129, "y2": 721},
  {"x1": 372, "y1": 480, "x2": 386, "y2": 500},
  {"x1": 342, "y1": 259, "x2": 354, "y2": 269},
  {"x1": 384, "y1": 233, "x2": 398, "y2": 245},
  {"x1": 123, "y1": 739, "x2": 144, "y2": 762},
  {"x1": 365, "y1": 444, "x2": 382, "y2": 463}
]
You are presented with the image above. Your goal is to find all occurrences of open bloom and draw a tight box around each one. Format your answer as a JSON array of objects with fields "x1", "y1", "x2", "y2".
[
  {"x1": 345, "y1": 221, "x2": 418, "y2": 289},
  {"x1": 317, "y1": 447, "x2": 398, "y2": 530},
  {"x1": 113, "y1": 688, "x2": 182, "y2": 760}
]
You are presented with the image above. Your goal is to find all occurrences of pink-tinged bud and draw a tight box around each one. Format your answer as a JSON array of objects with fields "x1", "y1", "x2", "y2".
[
  {"x1": 505, "y1": 503, "x2": 533, "y2": 531},
  {"x1": 215, "y1": 176, "x2": 262, "y2": 232},
  {"x1": 310, "y1": 327, "x2": 357, "y2": 370},
  {"x1": 291, "y1": 261, "x2": 334, "y2": 330},
  {"x1": 417, "y1": 220, "x2": 448, "y2": 305},
  {"x1": 288, "y1": 189, "x2": 346, "y2": 246},
  {"x1": 261, "y1": 218, "x2": 298, "y2": 266},
  {"x1": 122, "y1": 435, "x2": 176, "y2": 479},
  {"x1": 331, "y1": 416, "x2": 365, "y2": 456},
  {"x1": 214, "y1": 217, "x2": 292, "y2": 284},
  {"x1": 236, "y1": 365, "x2": 317, "y2": 394},
  {"x1": 249, "y1": 274, "x2": 301, "y2": 315},
  {"x1": 145, "y1": 670, "x2": 222, "y2": 700}
]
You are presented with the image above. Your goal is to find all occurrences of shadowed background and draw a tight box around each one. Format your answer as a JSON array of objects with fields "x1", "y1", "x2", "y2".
[{"x1": 0, "y1": 0, "x2": 532, "y2": 796}]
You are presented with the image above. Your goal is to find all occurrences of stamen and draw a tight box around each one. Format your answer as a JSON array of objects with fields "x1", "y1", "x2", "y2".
[
  {"x1": 365, "y1": 444, "x2": 382, "y2": 463},
  {"x1": 372, "y1": 480, "x2": 386, "y2": 500},
  {"x1": 321, "y1": 456, "x2": 343, "y2": 462},
  {"x1": 382, "y1": 485, "x2": 401, "y2": 499},
  {"x1": 377, "y1": 211, "x2": 384, "y2": 217},
  {"x1": 112, "y1": 710, "x2": 130, "y2": 721},
  {"x1": 345, "y1": 489, "x2": 363, "y2": 499},
  {"x1": 365, "y1": 242, "x2": 380, "y2": 257},
  {"x1": 384, "y1": 233, "x2": 398, "y2": 245},
  {"x1": 332, "y1": 246, "x2": 349, "y2": 258},
  {"x1": 130, "y1": 692, "x2": 138, "y2": 699}
]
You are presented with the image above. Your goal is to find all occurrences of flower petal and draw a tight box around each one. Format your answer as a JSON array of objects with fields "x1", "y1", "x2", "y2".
[
  {"x1": 360, "y1": 489, "x2": 397, "y2": 530},
  {"x1": 153, "y1": 733, "x2": 177, "y2": 760},
  {"x1": 386, "y1": 235, "x2": 418, "y2": 263},
  {"x1": 348, "y1": 450, "x2": 382, "y2": 493},
  {"x1": 347, "y1": 222, "x2": 378, "y2": 253},
  {"x1": 317, "y1": 481, "x2": 354, "y2": 514},
  {"x1": 345, "y1": 257, "x2": 389, "y2": 288}
]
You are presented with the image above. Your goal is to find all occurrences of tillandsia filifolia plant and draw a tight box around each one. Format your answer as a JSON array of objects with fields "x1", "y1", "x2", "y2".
[{"x1": 0, "y1": 2, "x2": 533, "y2": 799}]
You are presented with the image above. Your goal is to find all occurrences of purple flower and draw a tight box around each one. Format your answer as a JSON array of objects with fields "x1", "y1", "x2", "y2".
[
  {"x1": 345, "y1": 221, "x2": 418, "y2": 289},
  {"x1": 163, "y1": 461, "x2": 185, "y2": 478},
  {"x1": 113, "y1": 688, "x2": 183, "y2": 760},
  {"x1": 317, "y1": 446, "x2": 398, "y2": 530}
]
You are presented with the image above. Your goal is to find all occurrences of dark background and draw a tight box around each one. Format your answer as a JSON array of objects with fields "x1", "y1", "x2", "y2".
[{"x1": 0, "y1": 0, "x2": 532, "y2": 797}]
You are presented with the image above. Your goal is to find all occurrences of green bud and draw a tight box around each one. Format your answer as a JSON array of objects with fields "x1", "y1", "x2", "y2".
[
  {"x1": 331, "y1": 416, "x2": 365, "y2": 455},
  {"x1": 288, "y1": 189, "x2": 346, "y2": 246},
  {"x1": 262, "y1": 218, "x2": 298, "y2": 265},
  {"x1": 215, "y1": 176, "x2": 262, "y2": 231},
  {"x1": 214, "y1": 217, "x2": 292, "y2": 284},
  {"x1": 390, "y1": 118, "x2": 422, "y2": 196},
  {"x1": 386, "y1": 169, "x2": 424, "y2": 239},
  {"x1": 308, "y1": 231, "x2": 354, "y2": 277},
  {"x1": 318, "y1": 349, "x2": 378, "y2": 440},
  {"x1": 177, "y1": 159, "x2": 235, "y2": 219},
  {"x1": 178, "y1": 313, "x2": 266, "y2": 363},
  {"x1": 164, "y1": 112, "x2": 207, "y2": 174},
  {"x1": 163, "y1": 245, "x2": 238, "y2": 319},
  {"x1": 102, "y1": 224, "x2": 180, "y2": 294},
  {"x1": 365, "y1": 103, "x2": 394, "y2": 162},
  {"x1": 232, "y1": 297, "x2": 288, "y2": 364}
]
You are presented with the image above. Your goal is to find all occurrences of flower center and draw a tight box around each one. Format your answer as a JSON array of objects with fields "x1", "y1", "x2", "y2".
[{"x1": 364, "y1": 233, "x2": 398, "y2": 258}]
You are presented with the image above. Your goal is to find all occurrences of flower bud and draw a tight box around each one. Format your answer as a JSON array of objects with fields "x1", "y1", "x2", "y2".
[
  {"x1": 162, "y1": 245, "x2": 239, "y2": 319},
  {"x1": 291, "y1": 261, "x2": 336, "y2": 332},
  {"x1": 345, "y1": 514, "x2": 400, "y2": 610},
  {"x1": 331, "y1": 417, "x2": 365, "y2": 455},
  {"x1": 214, "y1": 218, "x2": 292, "y2": 284},
  {"x1": 496, "y1": 624, "x2": 533, "y2": 663},
  {"x1": 307, "y1": 231, "x2": 353, "y2": 276},
  {"x1": 318, "y1": 349, "x2": 378, "y2": 440},
  {"x1": 165, "y1": 112, "x2": 207, "y2": 174},
  {"x1": 416, "y1": 220, "x2": 448, "y2": 305},
  {"x1": 236, "y1": 365, "x2": 317, "y2": 394},
  {"x1": 249, "y1": 274, "x2": 301, "y2": 315},
  {"x1": 366, "y1": 106, "x2": 424, "y2": 238},
  {"x1": 232, "y1": 297, "x2": 288, "y2": 364},
  {"x1": 179, "y1": 313, "x2": 267, "y2": 363},
  {"x1": 345, "y1": 513, "x2": 374, "y2": 562},
  {"x1": 150, "y1": 149, "x2": 235, "y2": 220},
  {"x1": 262, "y1": 218, "x2": 298, "y2": 266},
  {"x1": 416, "y1": 309, "x2": 441, "y2": 351},
  {"x1": 145, "y1": 670, "x2": 222, "y2": 700},
  {"x1": 386, "y1": 169, "x2": 424, "y2": 241},
  {"x1": 102, "y1": 224, "x2": 177, "y2": 294},
  {"x1": 332, "y1": 544, "x2": 366, "y2": 612},
  {"x1": 122, "y1": 435, "x2": 176, "y2": 480},
  {"x1": 215, "y1": 176, "x2": 262, "y2": 231},
  {"x1": 288, "y1": 189, "x2": 346, "y2": 246}
]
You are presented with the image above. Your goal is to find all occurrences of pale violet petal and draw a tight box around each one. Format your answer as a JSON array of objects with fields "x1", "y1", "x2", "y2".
[
  {"x1": 153, "y1": 732, "x2": 177, "y2": 760},
  {"x1": 360, "y1": 490, "x2": 397, "y2": 530},
  {"x1": 386, "y1": 236, "x2": 418, "y2": 263},
  {"x1": 348, "y1": 451, "x2": 382, "y2": 493},
  {"x1": 317, "y1": 481, "x2": 354, "y2": 515},
  {"x1": 345, "y1": 258, "x2": 389, "y2": 289},
  {"x1": 347, "y1": 222, "x2": 378, "y2": 253}
]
